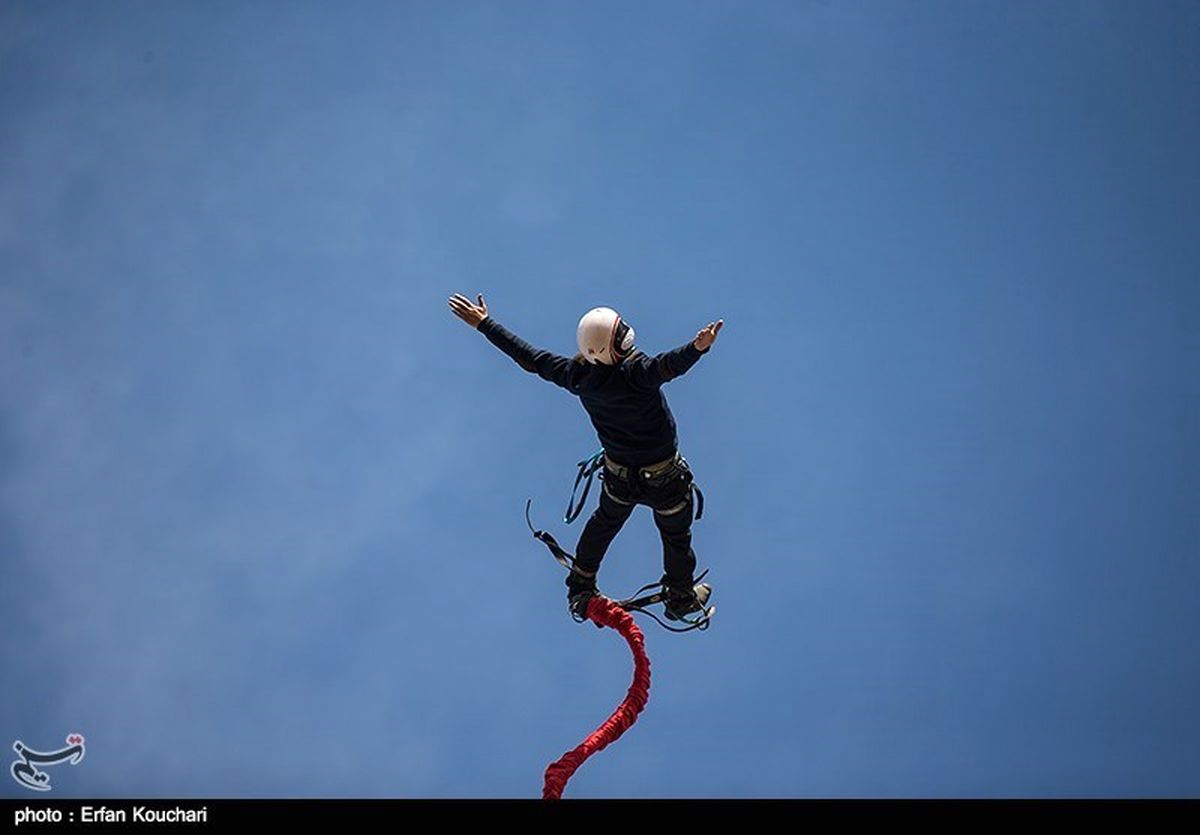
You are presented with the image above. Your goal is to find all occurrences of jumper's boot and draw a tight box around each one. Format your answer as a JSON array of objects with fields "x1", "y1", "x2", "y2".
[
  {"x1": 566, "y1": 568, "x2": 598, "y2": 623},
  {"x1": 662, "y1": 580, "x2": 712, "y2": 622}
]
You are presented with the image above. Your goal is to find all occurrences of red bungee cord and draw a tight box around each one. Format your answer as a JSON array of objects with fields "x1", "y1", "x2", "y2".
[{"x1": 542, "y1": 595, "x2": 652, "y2": 799}]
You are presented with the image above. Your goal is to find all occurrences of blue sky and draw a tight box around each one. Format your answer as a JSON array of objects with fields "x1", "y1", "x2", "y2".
[{"x1": 2, "y1": 1, "x2": 1197, "y2": 798}]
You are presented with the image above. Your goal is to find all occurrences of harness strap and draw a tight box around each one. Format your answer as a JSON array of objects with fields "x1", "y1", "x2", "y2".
[
  {"x1": 617, "y1": 570, "x2": 714, "y2": 633},
  {"x1": 564, "y1": 450, "x2": 605, "y2": 524},
  {"x1": 622, "y1": 606, "x2": 712, "y2": 633},
  {"x1": 650, "y1": 481, "x2": 704, "y2": 519},
  {"x1": 528, "y1": 499, "x2": 580, "y2": 571},
  {"x1": 603, "y1": 481, "x2": 635, "y2": 506}
]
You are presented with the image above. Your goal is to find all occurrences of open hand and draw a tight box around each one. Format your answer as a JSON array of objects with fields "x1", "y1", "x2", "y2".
[
  {"x1": 694, "y1": 319, "x2": 724, "y2": 352},
  {"x1": 448, "y1": 293, "x2": 489, "y2": 328}
]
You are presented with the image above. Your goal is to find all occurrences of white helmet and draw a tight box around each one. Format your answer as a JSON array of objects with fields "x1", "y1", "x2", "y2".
[{"x1": 577, "y1": 306, "x2": 636, "y2": 365}]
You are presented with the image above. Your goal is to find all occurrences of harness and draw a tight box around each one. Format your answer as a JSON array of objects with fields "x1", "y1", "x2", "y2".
[{"x1": 564, "y1": 449, "x2": 704, "y2": 524}]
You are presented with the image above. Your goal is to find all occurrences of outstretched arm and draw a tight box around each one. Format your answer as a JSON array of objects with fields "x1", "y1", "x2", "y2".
[
  {"x1": 627, "y1": 318, "x2": 724, "y2": 388},
  {"x1": 448, "y1": 292, "x2": 576, "y2": 389}
]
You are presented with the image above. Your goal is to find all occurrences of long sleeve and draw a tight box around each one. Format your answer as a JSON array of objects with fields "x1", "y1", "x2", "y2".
[
  {"x1": 477, "y1": 316, "x2": 576, "y2": 389},
  {"x1": 625, "y1": 342, "x2": 707, "y2": 390}
]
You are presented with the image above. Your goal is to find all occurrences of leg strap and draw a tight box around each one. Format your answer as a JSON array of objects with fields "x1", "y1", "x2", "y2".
[
  {"x1": 652, "y1": 482, "x2": 705, "y2": 519},
  {"x1": 603, "y1": 481, "x2": 635, "y2": 505}
]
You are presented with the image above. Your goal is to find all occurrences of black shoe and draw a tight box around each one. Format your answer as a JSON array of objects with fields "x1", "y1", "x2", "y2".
[
  {"x1": 566, "y1": 571, "x2": 598, "y2": 622},
  {"x1": 568, "y1": 590, "x2": 595, "y2": 621},
  {"x1": 663, "y1": 582, "x2": 711, "y2": 621}
]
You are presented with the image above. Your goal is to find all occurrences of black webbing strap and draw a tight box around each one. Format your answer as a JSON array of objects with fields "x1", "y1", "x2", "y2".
[
  {"x1": 624, "y1": 606, "x2": 713, "y2": 633},
  {"x1": 616, "y1": 568, "x2": 713, "y2": 633},
  {"x1": 527, "y1": 499, "x2": 581, "y2": 573}
]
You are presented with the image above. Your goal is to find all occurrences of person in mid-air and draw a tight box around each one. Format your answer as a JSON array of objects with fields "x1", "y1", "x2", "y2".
[{"x1": 448, "y1": 292, "x2": 723, "y2": 622}]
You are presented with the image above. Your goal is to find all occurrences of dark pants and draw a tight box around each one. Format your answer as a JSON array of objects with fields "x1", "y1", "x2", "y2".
[{"x1": 573, "y1": 455, "x2": 698, "y2": 590}]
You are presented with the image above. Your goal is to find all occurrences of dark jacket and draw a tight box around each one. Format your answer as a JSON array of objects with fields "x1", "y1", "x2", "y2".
[{"x1": 477, "y1": 316, "x2": 707, "y2": 467}]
